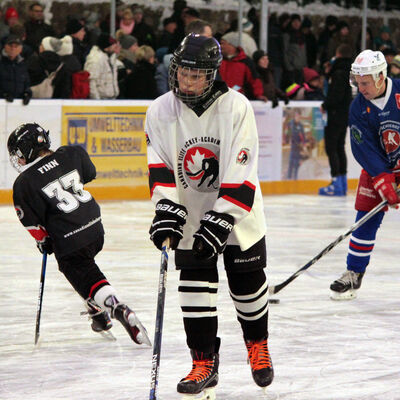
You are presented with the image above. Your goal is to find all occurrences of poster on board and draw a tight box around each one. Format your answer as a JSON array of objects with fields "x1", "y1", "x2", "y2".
[
  {"x1": 282, "y1": 105, "x2": 329, "y2": 181},
  {"x1": 62, "y1": 106, "x2": 148, "y2": 188}
]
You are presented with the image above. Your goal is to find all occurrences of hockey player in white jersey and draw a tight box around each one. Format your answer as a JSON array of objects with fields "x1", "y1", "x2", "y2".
[{"x1": 146, "y1": 33, "x2": 274, "y2": 398}]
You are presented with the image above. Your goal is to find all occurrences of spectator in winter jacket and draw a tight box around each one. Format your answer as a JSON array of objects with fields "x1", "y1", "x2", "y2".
[
  {"x1": 84, "y1": 32, "x2": 120, "y2": 99},
  {"x1": 123, "y1": 45, "x2": 158, "y2": 99},
  {"x1": 252, "y1": 49, "x2": 289, "y2": 107},
  {"x1": 117, "y1": 34, "x2": 138, "y2": 93},
  {"x1": 317, "y1": 15, "x2": 338, "y2": 67},
  {"x1": 282, "y1": 14, "x2": 307, "y2": 89},
  {"x1": 36, "y1": 35, "x2": 81, "y2": 98},
  {"x1": 24, "y1": 3, "x2": 55, "y2": 53},
  {"x1": 0, "y1": 35, "x2": 31, "y2": 105},
  {"x1": 219, "y1": 32, "x2": 266, "y2": 101},
  {"x1": 65, "y1": 18, "x2": 87, "y2": 69},
  {"x1": 327, "y1": 20, "x2": 355, "y2": 61},
  {"x1": 155, "y1": 53, "x2": 173, "y2": 96},
  {"x1": 319, "y1": 43, "x2": 353, "y2": 196},
  {"x1": 131, "y1": 7, "x2": 156, "y2": 49},
  {"x1": 285, "y1": 67, "x2": 324, "y2": 101}
]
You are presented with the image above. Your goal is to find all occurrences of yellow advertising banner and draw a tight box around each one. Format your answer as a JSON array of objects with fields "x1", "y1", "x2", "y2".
[{"x1": 61, "y1": 106, "x2": 148, "y2": 189}]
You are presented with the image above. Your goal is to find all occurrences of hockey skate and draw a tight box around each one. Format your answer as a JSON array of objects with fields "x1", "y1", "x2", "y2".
[
  {"x1": 82, "y1": 298, "x2": 115, "y2": 340},
  {"x1": 105, "y1": 295, "x2": 151, "y2": 346},
  {"x1": 330, "y1": 270, "x2": 365, "y2": 300},
  {"x1": 319, "y1": 177, "x2": 345, "y2": 196},
  {"x1": 245, "y1": 337, "x2": 274, "y2": 391},
  {"x1": 177, "y1": 339, "x2": 220, "y2": 400}
]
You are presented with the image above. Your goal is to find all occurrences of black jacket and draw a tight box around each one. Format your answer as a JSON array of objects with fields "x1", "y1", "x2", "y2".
[
  {"x1": 0, "y1": 51, "x2": 31, "y2": 99},
  {"x1": 322, "y1": 57, "x2": 352, "y2": 114},
  {"x1": 124, "y1": 60, "x2": 158, "y2": 100},
  {"x1": 24, "y1": 20, "x2": 55, "y2": 53}
]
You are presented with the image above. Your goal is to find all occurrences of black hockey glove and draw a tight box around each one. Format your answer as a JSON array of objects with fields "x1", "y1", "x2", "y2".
[
  {"x1": 22, "y1": 91, "x2": 32, "y2": 106},
  {"x1": 192, "y1": 211, "x2": 234, "y2": 259},
  {"x1": 272, "y1": 97, "x2": 279, "y2": 108},
  {"x1": 283, "y1": 96, "x2": 289, "y2": 105},
  {"x1": 149, "y1": 199, "x2": 188, "y2": 250},
  {"x1": 36, "y1": 236, "x2": 54, "y2": 255}
]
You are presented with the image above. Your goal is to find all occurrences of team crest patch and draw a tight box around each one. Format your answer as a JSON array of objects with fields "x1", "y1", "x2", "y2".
[
  {"x1": 15, "y1": 206, "x2": 24, "y2": 220},
  {"x1": 177, "y1": 137, "x2": 220, "y2": 192},
  {"x1": 396, "y1": 94, "x2": 400, "y2": 109},
  {"x1": 382, "y1": 129, "x2": 400, "y2": 154},
  {"x1": 350, "y1": 125, "x2": 363, "y2": 144},
  {"x1": 236, "y1": 148, "x2": 250, "y2": 165}
]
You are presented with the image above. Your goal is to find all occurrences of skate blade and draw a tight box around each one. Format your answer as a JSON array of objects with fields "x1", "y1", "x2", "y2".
[
  {"x1": 127, "y1": 312, "x2": 152, "y2": 346},
  {"x1": 181, "y1": 387, "x2": 216, "y2": 400},
  {"x1": 98, "y1": 330, "x2": 117, "y2": 341},
  {"x1": 330, "y1": 289, "x2": 357, "y2": 301}
]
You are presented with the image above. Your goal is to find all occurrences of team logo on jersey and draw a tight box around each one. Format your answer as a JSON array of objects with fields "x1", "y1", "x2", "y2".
[
  {"x1": 381, "y1": 129, "x2": 400, "y2": 154},
  {"x1": 177, "y1": 138, "x2": 220, "y2": 192},
  {"x1": 396, "y1": 94, "x2": 400, "y2": 110},
  {"x1": 15, "y1": 205, "x2": 24, "y2": 220},
  {"x1": 350, "y1": 125, "x2": 363, "y2": 144},
  {"x1": 236, "y1": 148, "x2": 250, "y2": 165}
]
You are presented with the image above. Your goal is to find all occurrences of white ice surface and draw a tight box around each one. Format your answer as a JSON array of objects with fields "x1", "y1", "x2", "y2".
[{"x1": 1, "y1": 194, "x2": 399, "y2": 400}]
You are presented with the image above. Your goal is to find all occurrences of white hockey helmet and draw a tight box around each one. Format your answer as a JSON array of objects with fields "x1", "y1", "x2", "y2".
[{"x1": 350, "y1": 49, "x2": 387, "y2": 87}]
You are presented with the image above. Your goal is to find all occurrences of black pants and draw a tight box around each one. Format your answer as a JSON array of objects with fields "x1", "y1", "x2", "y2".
[
  {"x1": 55, "y1": 235, "x2": 108, "y2": 299},
  {"x1": 324, "y1": 110, "x2": 348, "y2": 177},
  {"x1": 176, "y1": 238, "x2": 269, "y2": 353}
]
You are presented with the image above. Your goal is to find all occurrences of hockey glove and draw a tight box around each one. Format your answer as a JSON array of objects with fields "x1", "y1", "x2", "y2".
[
  {"x1": 193, "y1": 211, "x2": 234, "y2": 259},
  {"x1": 36, "y1": 236, "x2": 54, "y2": 255},
  {"x1": 372, "y1": 172, "x2": 400, "y2": 208},
  {"x1": 149, "y1": 199, "x2": 188, "y2": 250},
  {"x1": 272, "y1": 97, "x2": 279, "y2": 108}
]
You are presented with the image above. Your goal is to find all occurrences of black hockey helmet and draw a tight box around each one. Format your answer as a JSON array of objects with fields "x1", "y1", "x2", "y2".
[
  {"x1": 8, "y1": 123, "x2": 51, "y2": 170},
  {"x1": 169, "y1": 33, "x2": 222, "y2": 105}
]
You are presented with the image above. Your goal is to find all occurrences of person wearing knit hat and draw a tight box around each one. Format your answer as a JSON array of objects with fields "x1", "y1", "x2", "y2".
[
  {"x1": 96, "y1": 32, "x2": 117, "y2": 51},
  {"x1": 66, "y1": 18, "x2": 84, "y2": 36},
  {"x1": 120, "y1": 34, "x2": 138, "y2": 50},
  {"x1": 40, "y1": 36, "x2": 73, "y2": 56},
  {"x1": 221, "y1": 29, "x2": 257, "y2": 58},
  {"x1": 389, "y1": 54, "x2": 400, "y2": 79},
  {"x1": 117, "y1": 34, "x2": 138, "y2": 73},
  {"x1": 253, "y1": 49, "x2": 289, "y2": 107},
  {"x1": 220, "y1": 34, "x2": 266, "y2": 101},
  {"x1": 5, "y1": 7, "x2": 19, "y2": 26},
  {"x1": 84, "y1": 32, "x2": 120, "y2": 99},
  {"x1": 64, "y1": 18, "x2": 86, "y2": 69}
]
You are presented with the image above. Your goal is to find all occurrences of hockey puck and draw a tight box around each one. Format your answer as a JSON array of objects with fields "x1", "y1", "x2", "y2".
[{"x1": 269, "y1": 299, "x2": 280, "y2": 304}]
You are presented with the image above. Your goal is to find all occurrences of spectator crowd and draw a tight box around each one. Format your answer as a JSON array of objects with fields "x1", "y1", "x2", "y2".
[{"x1": 0, "y1": 1, "x2": 399, "y2": 106}]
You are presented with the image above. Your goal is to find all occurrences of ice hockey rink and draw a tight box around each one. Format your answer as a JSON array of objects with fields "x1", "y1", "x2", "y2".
[{"x1": 1, "y1": 194, "x2": 399, "y2": 400}]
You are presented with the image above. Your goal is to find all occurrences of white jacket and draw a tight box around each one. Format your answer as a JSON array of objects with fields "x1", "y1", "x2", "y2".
[
  {"x1": 145, "y1": 89, "x2": 266, "y2": 251},
  {"x1": 84, "y1": 45, "x2": 119, "y2": 99}
]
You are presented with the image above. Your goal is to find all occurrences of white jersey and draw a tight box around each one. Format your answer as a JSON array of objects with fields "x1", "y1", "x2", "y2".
[{"x1": 145, "y1": 88, "x2": 266, "y2": 251}]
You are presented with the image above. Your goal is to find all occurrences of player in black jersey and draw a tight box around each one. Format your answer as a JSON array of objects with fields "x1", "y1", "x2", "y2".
[{"x1": 8, "y1": 122, "x2": 151, "y2": 346}]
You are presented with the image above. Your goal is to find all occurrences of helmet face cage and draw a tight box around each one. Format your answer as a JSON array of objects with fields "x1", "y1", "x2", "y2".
[
  {"x1": 169, "y1": 57, "x2": 217, "y2": 106},
  {"x1": 7, "y1": 123, "x2": 51, "y2": 171},
  {"x1": 350, "y1": 50, "x2": 387, "y2": 88}
]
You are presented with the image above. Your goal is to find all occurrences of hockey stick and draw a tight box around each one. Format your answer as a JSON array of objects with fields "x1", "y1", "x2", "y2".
[
  {"x1": 35, "y1": 251, "x2": 47, "y2": 345},
  {"x1": 269, "y1": 196, "x2": 391, "y2": 295},
  {"x1": 149, "y1": 238, "x2": 170, "y2": 400}
]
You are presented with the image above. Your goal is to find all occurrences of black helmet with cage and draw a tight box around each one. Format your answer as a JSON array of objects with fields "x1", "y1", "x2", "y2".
[
  {"x1": 168, "y1": 33, "x2": 222, "y2": 106},
  {"x1": 7, "y1": 123, "x2": 51, "y2": 170}
]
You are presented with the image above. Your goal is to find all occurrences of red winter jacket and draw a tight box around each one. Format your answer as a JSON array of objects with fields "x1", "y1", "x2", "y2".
[{"x1": 219, "y1": 48, "x2": 263, "y2": 99}]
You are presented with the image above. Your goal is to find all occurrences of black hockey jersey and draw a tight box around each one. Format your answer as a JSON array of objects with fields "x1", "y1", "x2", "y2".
[{"x1": 12, "y1": 145, "x2": 104, "y2": 257}]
